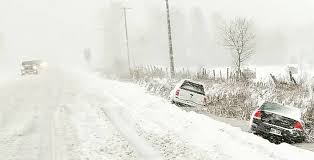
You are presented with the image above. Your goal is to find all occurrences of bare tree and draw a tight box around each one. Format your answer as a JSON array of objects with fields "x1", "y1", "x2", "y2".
[{"x1": 220, "y1": 18, "x2": 255, "y2": 78}]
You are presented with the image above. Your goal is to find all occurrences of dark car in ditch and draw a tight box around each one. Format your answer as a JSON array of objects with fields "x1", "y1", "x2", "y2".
[{"x1": 249, "y1": 102, "x2": 306, "y2": 143}]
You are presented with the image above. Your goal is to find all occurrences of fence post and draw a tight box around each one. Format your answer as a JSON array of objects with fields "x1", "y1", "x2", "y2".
[
  {"x1": 227, "y1": 68, "x2": 229, "y2": 80},
  {"x1": 213, "y1": 69, "x2": 216, "y2": 80},
  {"x1": 202, "y1": 68, "x2": 204, "y2": 78}
]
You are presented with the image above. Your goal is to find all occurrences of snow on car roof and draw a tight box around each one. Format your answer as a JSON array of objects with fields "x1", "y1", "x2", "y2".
[
  {"x1": 22, "y1": 60, "x2": 43, "y2": 65},
  {"x1": 179, "y1": 79, "x2": 204, "y2": 86}
]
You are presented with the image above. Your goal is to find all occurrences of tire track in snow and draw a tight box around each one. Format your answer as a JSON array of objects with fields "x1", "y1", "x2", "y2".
[
  {"x1": 68, "y1": 97, "x2": 138, "y2": 160},
  {"x1": 103, "y1": 88, "x2": 222, "y2": 160},
  {"x1": 101, "y1": 81, "x2": 286, "y2": 160},
  {"x1": 102, "y1": 91, "x2": 163, "y2": 160}
]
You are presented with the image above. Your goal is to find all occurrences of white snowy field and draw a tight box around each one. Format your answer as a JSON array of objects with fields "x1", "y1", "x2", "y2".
[{"x1": 0, "y1": 68, "x2": 313, "y2": 160}]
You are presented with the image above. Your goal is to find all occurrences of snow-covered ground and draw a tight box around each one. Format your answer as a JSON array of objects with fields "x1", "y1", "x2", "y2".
[
  {"x1": 180, "y1": 106, "x2": 314, "y2": 152},
  {"x1": 0, "y1": 68, "x2": 314, "y2": 160}
]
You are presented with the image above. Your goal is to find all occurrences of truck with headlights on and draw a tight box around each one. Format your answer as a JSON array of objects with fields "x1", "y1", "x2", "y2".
[{"x1": 21, "y1": 60, "x2": 46, "y2": 76}]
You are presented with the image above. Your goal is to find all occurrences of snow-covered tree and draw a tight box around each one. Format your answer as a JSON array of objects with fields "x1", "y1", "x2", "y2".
[{"x1": 220, "y1": 18, "x2": 255, "y2": 78}]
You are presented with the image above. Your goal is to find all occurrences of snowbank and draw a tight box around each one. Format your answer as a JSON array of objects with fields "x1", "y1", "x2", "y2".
[{"x1": 83, "y1": 73, "x2": 314, "y2": 160}]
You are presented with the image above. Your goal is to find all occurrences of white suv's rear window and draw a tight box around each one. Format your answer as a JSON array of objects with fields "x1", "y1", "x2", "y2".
[{"x1": 180, "y1": 81, "x2": 205, "y2": 95}]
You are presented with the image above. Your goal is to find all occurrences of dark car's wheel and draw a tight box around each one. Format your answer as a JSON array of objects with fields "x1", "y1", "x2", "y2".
[
  {"x1": 266, "y1": 135, "x2": 284, "y2": 144},
  {"x1": 249, "y1": 125, "x2": 260, "y2": 135}
]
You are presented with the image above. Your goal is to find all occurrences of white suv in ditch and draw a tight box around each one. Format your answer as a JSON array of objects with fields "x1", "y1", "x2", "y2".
[{"x1": 169, "y1": 79, "x2": 207, "y2": 107}]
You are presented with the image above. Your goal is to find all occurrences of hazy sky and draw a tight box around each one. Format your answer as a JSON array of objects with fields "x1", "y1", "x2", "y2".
[{"x1": 1, "y1": 0, "x2": 314, "y2": 70}]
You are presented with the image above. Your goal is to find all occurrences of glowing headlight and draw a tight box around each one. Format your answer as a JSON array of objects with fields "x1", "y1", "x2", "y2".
[{"x1": 40, "y1": 62, "x2": 48, "y2": 68}]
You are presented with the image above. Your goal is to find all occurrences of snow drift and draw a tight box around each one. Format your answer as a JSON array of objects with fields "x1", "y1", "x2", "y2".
[{"x1": 0, "y1": 68, "x2": 313, "y2": 160}]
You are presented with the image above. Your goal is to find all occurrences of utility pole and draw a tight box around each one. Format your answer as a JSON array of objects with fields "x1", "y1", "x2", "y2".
[
  {"x1": 165, "y1": 0, "x2": 175, "y2": 78},
  {"x1": 122, "y1": 7, "x2": 132, "y2": 76}
]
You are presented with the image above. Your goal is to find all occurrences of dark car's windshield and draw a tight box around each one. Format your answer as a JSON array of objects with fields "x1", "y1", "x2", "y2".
[
  {"x1": 180, "y1": 81, "x2": 205, "y2": 95},
  {"x1": 261, "y1": 103, "x2": 301, "y2": 120}
]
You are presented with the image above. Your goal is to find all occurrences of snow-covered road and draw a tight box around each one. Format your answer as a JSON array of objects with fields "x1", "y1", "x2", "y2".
[{"x1": 0, "y1": 69, "x2": 314, "y2": 160}]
